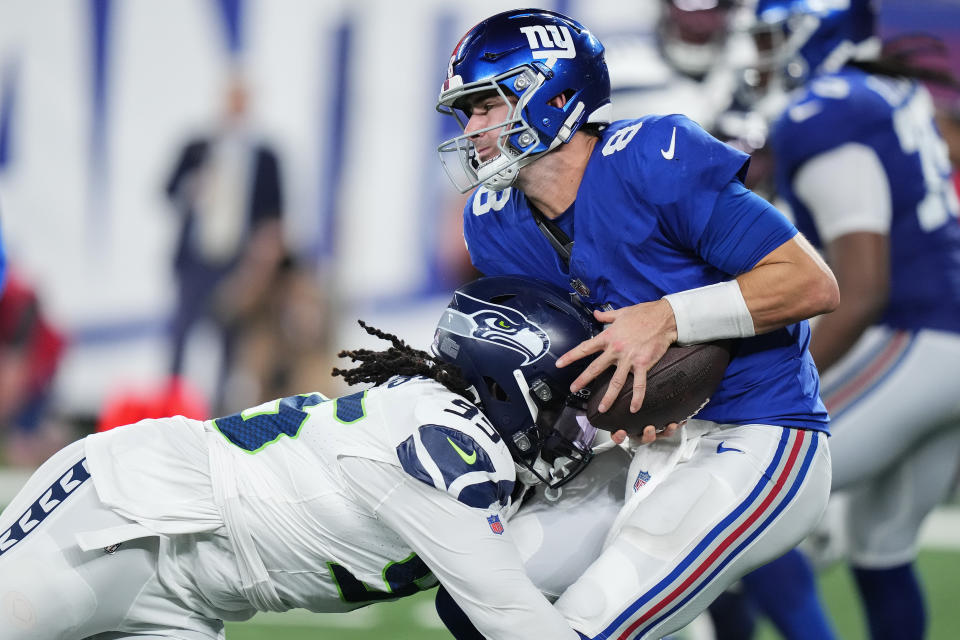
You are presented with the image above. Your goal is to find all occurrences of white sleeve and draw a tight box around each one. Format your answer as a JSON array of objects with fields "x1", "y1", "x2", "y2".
[
  {"x1": 339, "y1": 456, "x2": 580, "y2": 640},
  {"x1": 793, "y1": 142, "x2": 892, "y2": 243}
]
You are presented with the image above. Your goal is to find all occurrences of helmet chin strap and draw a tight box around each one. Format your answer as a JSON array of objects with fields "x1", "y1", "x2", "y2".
[
  {"x1": 512, "y1": 369, "x2": 540, "y2": 424},
  {"x1": 510, "y1": 368, "x2": 556, "y2": 489},
  {"x1": 478, "y1": 151, "x2": 522, "y2": 191},
  {"x1": 477, "y1": 105, "x2": 579, "y2": 191},
  {"x1": 479, "y1": 142, "x2": 558, "y2": 192}
]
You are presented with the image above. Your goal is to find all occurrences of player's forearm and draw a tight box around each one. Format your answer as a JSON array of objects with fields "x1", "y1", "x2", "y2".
[
  {"x1": 808, "y1": 301, "x2": 878, "y2": 373},
  {"x1": 810, "y1": 231, "x2": 890, "y2": 372},
  {"x1": 737, "y1": 234, "x2": 839, "y2": 334}
]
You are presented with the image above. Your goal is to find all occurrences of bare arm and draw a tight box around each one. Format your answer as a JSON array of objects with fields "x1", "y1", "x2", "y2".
[
  {"x1": 808, "y1": 231, "x2": 889, "y2": 372},
  {"x1": 738, "y1": 232, "x2": 840, "y2": 334},
  {"x1": 790, "y1": 142, "x2": 894, "y2": 373},
  {"x1": 340, "y1": 457, "x2": 582, "y2": 640}
]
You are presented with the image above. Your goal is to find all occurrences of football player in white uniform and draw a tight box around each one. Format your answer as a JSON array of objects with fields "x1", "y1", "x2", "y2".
[{"x1": 0, "y1": 276, "x2": 602, "y2": 640}]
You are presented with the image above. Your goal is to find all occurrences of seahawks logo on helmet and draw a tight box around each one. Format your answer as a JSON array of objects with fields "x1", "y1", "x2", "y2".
[{"x1": 437, "y1": 292, "x2": 550, "y2": 365}]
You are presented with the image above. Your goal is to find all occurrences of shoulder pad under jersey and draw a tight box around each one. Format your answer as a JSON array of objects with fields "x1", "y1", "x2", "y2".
[{"x1": 395, "y1": 387, "x2": 515, "y2": 510}]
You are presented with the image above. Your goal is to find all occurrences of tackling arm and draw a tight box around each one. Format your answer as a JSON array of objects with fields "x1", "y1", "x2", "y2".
[{"x1": 339, "y1": 456, "x2": 582, "y2": 640}]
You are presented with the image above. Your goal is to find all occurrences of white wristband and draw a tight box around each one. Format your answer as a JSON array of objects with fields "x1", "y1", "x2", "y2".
[{"x1": 663, "y1": 280, "x2": 755, "y2": 346}]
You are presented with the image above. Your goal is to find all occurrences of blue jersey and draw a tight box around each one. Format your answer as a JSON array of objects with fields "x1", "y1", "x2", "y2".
[
  {"x1": 771, "y1": 68, "x2": 960, "y2": 333},
  {"x1": 464, "y1": 114, "x2": 828, "y2": 431}
]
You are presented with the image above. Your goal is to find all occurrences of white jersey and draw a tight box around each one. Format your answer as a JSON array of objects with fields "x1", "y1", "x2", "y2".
[{"x1": 84, "y1": 376, "x2": 579, "y2": 640}]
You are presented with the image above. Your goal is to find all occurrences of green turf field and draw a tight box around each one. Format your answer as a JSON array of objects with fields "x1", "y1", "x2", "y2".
[
  {"x1": 224, "y1": 549, "x2": 960, "y2": 639},
  {"x1": 754, "y1": 550, "x2": 960, "y2": 640}
]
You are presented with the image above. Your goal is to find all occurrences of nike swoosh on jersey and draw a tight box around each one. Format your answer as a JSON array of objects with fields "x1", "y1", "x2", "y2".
[
  {"x1": 788, "y1": 100, "x2": 822, "y2": 123},
  {"x1": 447, "y1": 437, "x2": 477, "y2": 464},
  {"x1": 716, "y1": 441, "x2": 744, "y2": 455},
  {"x1": 661, "y1": 126, "x2": 677, "y2": 160}
]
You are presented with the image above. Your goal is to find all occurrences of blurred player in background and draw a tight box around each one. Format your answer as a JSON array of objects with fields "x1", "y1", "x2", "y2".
[
  {"x1": 935, "y1": 98, "x2": 960, "y2": 193},
  {"x1": 744, "y1": 1, "x2": 960, "y2": 638},
  {"x1": 434, "y1": 8, "x2": 838, "y2": 638},
  {"x1": 0, "y1": 269, "x2": 68, "y2": 468},
  {"x1": 0, "y1": 276, "x2": 603, "y2": 640},
  {"x1": 605, "y1": 0, "x2": 751, "y2": 131},
  {"x1": 164, "y1": 72, "x2": 286, "y2": 414}
]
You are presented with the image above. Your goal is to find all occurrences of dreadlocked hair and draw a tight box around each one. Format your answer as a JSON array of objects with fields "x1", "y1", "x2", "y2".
[
  {"x1": 851, "y1": 34, "x2": 960, "y2": 91},
  {"x1": 332, "y1": 320, "x2": 474, "y2": 400}
]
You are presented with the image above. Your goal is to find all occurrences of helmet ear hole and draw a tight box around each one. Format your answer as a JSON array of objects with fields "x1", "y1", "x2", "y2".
[{"x1": 484, "y1": 376, "x2": 510, "y2": 402}]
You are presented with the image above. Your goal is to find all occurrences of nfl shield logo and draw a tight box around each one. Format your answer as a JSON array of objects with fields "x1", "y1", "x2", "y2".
[
  {"x1": 487, "y1": 514, "x2": 504, "y2": 535},
  {"x1": 633, "y1": 470, "x2": 652, "y2": 492}
]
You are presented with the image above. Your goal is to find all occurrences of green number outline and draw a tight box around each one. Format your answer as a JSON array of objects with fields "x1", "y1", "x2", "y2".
[{"x1": 327, "y1": 552, "x2": 437, "y2": 604}]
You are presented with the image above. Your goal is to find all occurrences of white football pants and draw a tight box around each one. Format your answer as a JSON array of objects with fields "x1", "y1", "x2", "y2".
[
  {"x1": 512, "y1": 421, "x2": 831, "y2": 640},
  {"x1": 820, "y1": 326, "x2": 960, "y2": 567},
  {"x1": 0, "y1": 439, "x2": 224, "y2": 640}
]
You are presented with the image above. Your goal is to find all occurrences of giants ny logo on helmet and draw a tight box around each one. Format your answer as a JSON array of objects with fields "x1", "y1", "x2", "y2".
[
  {"x1": 436, "y1": 292, "x2": 550, "y2": 365},
  {"x1": 519, "y1": 25, "x2": 575, "y2": 67}
]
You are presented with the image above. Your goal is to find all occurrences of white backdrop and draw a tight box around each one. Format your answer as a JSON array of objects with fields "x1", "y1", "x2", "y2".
[{"x1": 0, "y1": 0, "x2": 653, "y2": 414}]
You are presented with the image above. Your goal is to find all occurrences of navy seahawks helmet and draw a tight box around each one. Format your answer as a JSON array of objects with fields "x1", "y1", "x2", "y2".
[
  {"x1": 437, "y1": 9, "x2": 611, "y2": 193},
  {"x1": 432, "y1": 275, "x2": 601, "y2": 489},
  {"x1": 752, "y1": 0, "x2": 878, "y2": 87}
]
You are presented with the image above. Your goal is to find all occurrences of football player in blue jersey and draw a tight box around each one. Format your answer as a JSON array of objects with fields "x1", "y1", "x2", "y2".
[
  {"x1": 744, "y1": 1, "x2": 960, "y2": 638},
  {"x1": 0, "y1": 276, "x2": 603, "y2": 640},
  {"x1": 435, "y1": 8, "x2": 839, "y2": 639}
]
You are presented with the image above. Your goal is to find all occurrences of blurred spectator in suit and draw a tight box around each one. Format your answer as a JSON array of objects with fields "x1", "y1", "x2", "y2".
[
  {"x1": 0, "y1": 270, "x2": 68, "y2": 467},
  {"x1": 165, "y1": 72, "x2": 285, "y2": 414}
]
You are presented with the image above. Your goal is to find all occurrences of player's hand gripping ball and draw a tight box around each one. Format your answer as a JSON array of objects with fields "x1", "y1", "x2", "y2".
[{"x1": 585, "y1": 340, "x2": 733, "y2": 435}]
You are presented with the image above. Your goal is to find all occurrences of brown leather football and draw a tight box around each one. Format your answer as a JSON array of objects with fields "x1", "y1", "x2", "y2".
[{"x1": 585, "y1": 340, "x2": 733, "y2": 435}]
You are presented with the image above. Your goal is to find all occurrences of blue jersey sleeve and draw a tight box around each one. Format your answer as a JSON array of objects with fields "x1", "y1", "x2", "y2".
[{"x1": 699, "y1": 180, "x2": 798, "y2": 274}]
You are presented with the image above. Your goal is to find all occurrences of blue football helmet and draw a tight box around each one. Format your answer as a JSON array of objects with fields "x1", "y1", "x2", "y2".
[
  {"x1": 432, "y1": 275, "x2": 602, "y2": 489},
  {"x1": 751, "y1": 0, "x2": 879, "y2": 87},
  {"x1": 437, "y1": 9, "x2": 612, "y2": 193}
]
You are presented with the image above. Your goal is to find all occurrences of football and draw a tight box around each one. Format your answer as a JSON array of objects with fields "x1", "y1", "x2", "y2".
[{"x1": 585, "y1": 340, "x2": 733, "y2": 435}]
